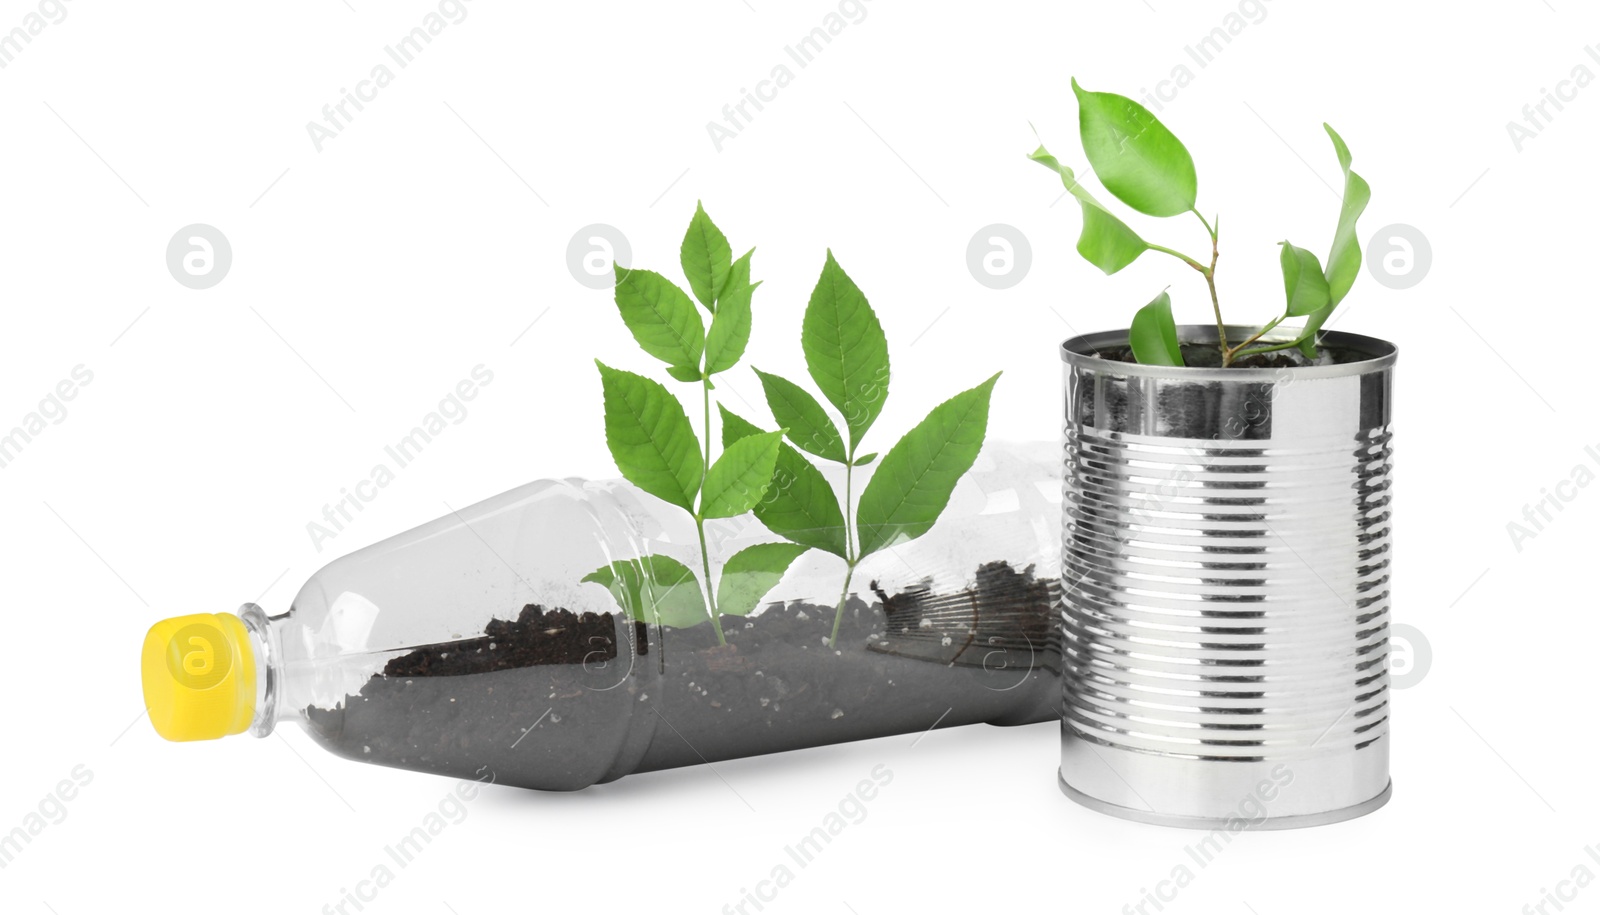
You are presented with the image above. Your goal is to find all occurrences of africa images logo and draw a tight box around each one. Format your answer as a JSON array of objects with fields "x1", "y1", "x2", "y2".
[{"x1": 166, "y1": 622, "x2": 232, "y2": 691}]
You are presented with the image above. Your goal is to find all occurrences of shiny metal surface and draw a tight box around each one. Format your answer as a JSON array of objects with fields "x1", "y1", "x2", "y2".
[{"x1": 1058, "y1": 326, "x2": 1396, "y2": 828}]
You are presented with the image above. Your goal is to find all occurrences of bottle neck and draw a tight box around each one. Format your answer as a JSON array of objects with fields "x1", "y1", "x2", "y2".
[{"x1": 237, "y1": 603, "x2": 282, "y2": 737}]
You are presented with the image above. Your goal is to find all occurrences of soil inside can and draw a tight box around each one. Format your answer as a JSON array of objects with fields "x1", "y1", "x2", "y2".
[
  {"x1": 1093, "y1": 341, "x2": 1380, "y2": 368},
  {"x1": 305, "y1": 560, "x2": 1060, "y2": 790}
]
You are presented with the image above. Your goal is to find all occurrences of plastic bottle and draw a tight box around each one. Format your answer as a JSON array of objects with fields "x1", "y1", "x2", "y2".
[{"x1": 140, "y1": 441, "x2": 1062, "y2": 790}]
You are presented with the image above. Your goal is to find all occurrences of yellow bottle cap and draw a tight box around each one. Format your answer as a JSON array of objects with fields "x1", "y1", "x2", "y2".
[{"x1": 141, "y1": 613, "x2": 257, "y2": 742}]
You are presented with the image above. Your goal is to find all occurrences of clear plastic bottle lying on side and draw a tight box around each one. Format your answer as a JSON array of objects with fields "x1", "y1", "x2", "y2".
[{"x1": 140, "y1": 441, "x2": 1062, "y2": 790}]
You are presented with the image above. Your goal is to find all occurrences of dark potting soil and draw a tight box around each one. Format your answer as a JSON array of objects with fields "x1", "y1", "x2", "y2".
[
  {"x1": 304, "y1": 561, "x2": 1060, "y2": 791},
  {"x1": 1094, "y1": 342, "x2": 1378, "y2": 368}
]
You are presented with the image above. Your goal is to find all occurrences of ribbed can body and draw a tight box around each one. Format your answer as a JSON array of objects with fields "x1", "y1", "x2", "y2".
[{"x1": 1058, "y1": 327, "x2": 1396, "y2": 828}]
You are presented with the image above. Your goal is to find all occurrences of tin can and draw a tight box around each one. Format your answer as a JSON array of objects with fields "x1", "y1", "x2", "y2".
[{"x1": 1058, "y1": 326, "x2": 1395, "y2": 828}]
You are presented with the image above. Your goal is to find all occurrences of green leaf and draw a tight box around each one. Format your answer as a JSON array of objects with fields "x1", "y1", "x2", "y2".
[
  {"x1": 596, "y1": 361, "x2": 703, "y2": 512},
  {"x1": 1029, "y1": 143, "x2": 1149, "y2": 275},
  {"x1": 753, "y1": 368, "x2": 847, "y2": 463},
  {"x1": 705, "y1": 280, "x2": 759, "y2": 375},
  {"x1": 1129, "y1": 291, "x2": 1183, "y2": 366},
  {"x1": 856, "y1": 373, "x2": 1001, "y2": 558},
  {"x1": 719, "y1": 405, "x2": 848, "y2": 558},
  {"x1": 718, "y1": 403, "x2": 766, "y2": 446},
  {"x1": 1321, "y1": 125, "x2": 1370, "y2": 307},
  {"x1": 763, "y1": 445, "x2": 849, "y2": 557},
  {"x1": 852, "y1": 452, "x2": 877, "y2": 466},
  {"x1": 582, "y1": 555, "x2": 707, "y2": 628},
  {"x1": 613, "y1": 267, "x2": 705, "y2": 370},
  {"x1": 715, "y1": 542, "x2": 809, "y2": 619},
  {"x1": 665, "y1": 365, "x2": 704, "y2": 383},
  {"x1": 704, "y1": 249, "x2": 758, "y2": 374},
  {"x1": 725, "y1": 248, "x2": 755, "y2": 300},
  {"x1": 1072, "y1": 78, "x2": 1198, "y2": 217},
  {"x1": 701, "y1": 430, "x2": 783, "y2": 519},
  {"x1": 1278, "y1": 241, "x2": 1332, "y2": 317},
  {"x1": 802, "y1": 251, "x2": 890, "y2": 447},
  {"x1": 679, "y1": 201, "x2": 733, "y2": 312},
  {"x1": 1297, "y1": 124, "x2": 1371, "y2": 358}
]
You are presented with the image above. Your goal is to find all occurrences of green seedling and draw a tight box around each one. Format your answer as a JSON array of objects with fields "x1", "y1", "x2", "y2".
[
  {"x1": 723, "y1": 251, "x2": 1001, "y2": 648},
  {"x1": 1029, "y1": 78, "x2": 1371, "y2": 366},
  {"x1": 584, "y1": 203, "x2": 806, "y2": 644}
]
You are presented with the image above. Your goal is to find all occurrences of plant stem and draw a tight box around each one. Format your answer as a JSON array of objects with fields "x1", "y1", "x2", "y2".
[
  {"x1": 828, "y1": 449, "x2": 857, "y2": 650},
  {"x1": 843, "y1": 458, "x2": 855, "y2": 561},
  {"x1": 695, "y1": 515, "x2": 725, "y2": 645},
  {"x1": 698, "y1": 378, "x2": 724, "y2": 645},
  {"x1": 1226, "y1": 315, "x2": 1285, "y2": 360},
  {"x1": 829, "y1": 561, "x2": 857, "y2": 650},
  {"x1": 1152, "y1": 211, "x2": 1228, "y2": 365},
  {"x1": 1199, "y1": 216, "x2": 1228, "y2": 364},
  {"x1": 1146, "y1": 243, "x2": 1208, "y2": 274},
  {"x1": 1234, "y1": 339, "x2": 1306, "y2": 359},
  {"x1": 1206, "y1": 269, "x2": 1227, "y2": 363}
]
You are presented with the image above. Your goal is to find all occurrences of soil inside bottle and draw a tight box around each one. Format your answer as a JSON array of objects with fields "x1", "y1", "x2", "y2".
[{"x1": 305, "y1": 561, "x2": 1060, "y2": 790}]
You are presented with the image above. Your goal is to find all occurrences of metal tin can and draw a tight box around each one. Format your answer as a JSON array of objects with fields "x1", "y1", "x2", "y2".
[{"x1": 1058, "y1": 326, "x2": 1396, "y2": 829}]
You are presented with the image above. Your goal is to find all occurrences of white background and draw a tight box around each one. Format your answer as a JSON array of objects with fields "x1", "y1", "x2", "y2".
[{"x1": 1, "y1": 0, "x2": 1595, "y2": 912}]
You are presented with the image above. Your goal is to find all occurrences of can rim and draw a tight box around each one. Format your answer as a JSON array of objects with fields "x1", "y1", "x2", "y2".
[{"x1": 1060, "y1": 325, "x2": 1397, "y2": 380}]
